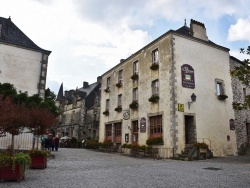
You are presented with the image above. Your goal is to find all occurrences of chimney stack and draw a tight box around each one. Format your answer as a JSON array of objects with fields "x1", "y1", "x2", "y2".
[
  {"x1": 190, "y1": 19, "x2": 208, "y2": 41},
  {"x1": 83, "y1": 81, "x2": 89, "y2": 88}
]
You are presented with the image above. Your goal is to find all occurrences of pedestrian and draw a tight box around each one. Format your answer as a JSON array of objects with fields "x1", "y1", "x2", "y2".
[
  {"x1": 41, "y1": 135, "x2": 45, "y2": 149},
  {"x1": 51, "y1": 137, "x2": 55, "y2": 151},
  {"x1": 54, "y1": 136, "x2": 59, "y2": 151},
  {"x1": 47, "y1": 137, "x2": 52, "y2": 151},
  {"x1": 66, "y1": 139, "x2": 70, "y2": 148}
]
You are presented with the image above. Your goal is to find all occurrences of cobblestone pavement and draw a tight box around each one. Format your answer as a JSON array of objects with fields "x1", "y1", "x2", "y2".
[{"x1": 1, "y1": 148, "x2": 250, "y2": 188}]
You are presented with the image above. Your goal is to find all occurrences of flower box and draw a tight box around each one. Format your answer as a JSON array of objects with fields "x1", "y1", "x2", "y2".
[
  {"x1": 114, "y1": 106, "x2": 122, "y2": 112},
  {"x1": 217, "y1": 94, "x2": 228, "y2": 100},
  {"x1": 103, "y1": 110, "x2": 109, "y2": 115},
  {"x1": 0, "y1": 163, "x2": 25, "y2": 182},
  {"x1": 30, "y1": 155, "x2": 47, "y2": 169},
  {"x1": 116, "y1": 82, "x2": 122, "y2": 88},
  {"x1": 104, "y1": 87, "x2": 110, "y2": 93},
  {"x1": 131, "y1": 74, "x2": 139, "y2": 80},
  {"x1": 150, "y1": 63, "x2": 159, "y2": 70},
  {"x1": 148, "y1": 95, "x2": 159, "y2": 103},
  {"x1": 129, "y1": 100, "x2": 138, "y2": 110}
]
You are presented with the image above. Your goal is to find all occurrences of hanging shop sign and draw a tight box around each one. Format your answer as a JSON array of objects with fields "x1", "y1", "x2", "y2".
[
  {"x1": 178, "y1": 103, "x2": 184, "y2": 112},
  {"x1": 181, "y1": 64, "x2": 195, "y2": 89},
  {"x1": 140, "y1": 117, "x2": 146, "y2": 133}
]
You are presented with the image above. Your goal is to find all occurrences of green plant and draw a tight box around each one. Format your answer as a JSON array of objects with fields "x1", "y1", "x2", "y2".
[
  {"x1": 148, "y1": 95, "x2": 159, "y2": 103},
  {"x1": 150, "y1": 63, "x2": 159, "y2": 70},
  {"x1": 131, "y1": 74, "x2": 139, "y2": 80},
  {"x1": 115, "y1": 106, "x2": 122, "y2": 112},
  {"x1": 126, "y1": 144, "x2": 132, "y2": 149},
  {"x1": 146, "y1": 136, "x2": 164, "y2": 145},
  {"x1": 29, "y1": 149, "x2": 48, "y2": 157},
  {"x1": 104, "y1": 87, "x2": 110, "y2": 93},
  {"x1": 194, "y1": 142, "x2": 208, "y2": 149},
  {"x1": 121, "y1": 143, "x2": 127, "y2": 148},
  {"x1": 116, "y1": 82, "x2": 122, "y2": 88},
  {"x1": 0, "y1": 152, "x2": 31, "y2": 170},
  {"x1": 129, "y1": 100, "x2": 138, "y2": 109},
  {"x1": 139, "y1": 145, "x2": 147, "y2": 151},
  {"x1": 103, "y1": 109, "x2": 109, "y2": 115},
  {"x1": 217, "y1": 94, "x2": 228, "y2": 100}
]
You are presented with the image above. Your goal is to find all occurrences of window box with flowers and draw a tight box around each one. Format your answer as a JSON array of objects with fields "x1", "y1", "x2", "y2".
[
  {"x1": 217, "y1": 94, "x2": 228, "y2": 100},
  {"x1": 115, "y1": 106, "x2": 122, "y2": 112},
  {"x1": 116, "y1": 81, "x2": 122, "y2": 88},
  {"x1": 146, "y1": 136, "x2": 164, "y2": 145},
  {"x1": 149, "y1": 94, "x2": 159, "y2": 103},
  {"x1": 104, "y1": 87, "x2": 110, "y2": 93},
  {"x1": 129, "y1": 100, "x2": 138, "y2": 110},
  {"x1": 131, "y1": 73, "x2": 139, "y2": 80},
  {"x1": 103, "y1": 109, "x2": 109, "y2": 116},
  {"x1": 29, "y1": 149, "x2": 48, "y2": 169},
  {"x1": 0, "y1": 152, "x2": 31, "y2": 182},
  {"x1": 150, "y1": 63, "x2": 159, "y2": 70}
]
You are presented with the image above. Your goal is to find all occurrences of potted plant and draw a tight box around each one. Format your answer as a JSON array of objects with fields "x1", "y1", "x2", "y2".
[
  {"x1": 150, "y1": 63, "x2": 159, "y2": 70},
  {"x1": 116, "y1": 81, "x2": 122, "y2": 88},
  {"x1": 115, "y1": 106, "x2": 122, "y2": 112},
  {"x1": 146, "y1": 136, "x2": 164, "y2": 145},
  {"x1": 104, "y1": 87, "x2": 110, "y2": 93},
  {"x1": 28, "y1": 149, "x2": 48, "y2": 169},
  {"x1": 217, "y1": 94, "x2": 228, "y2": 100},
  {"x1": 131, "y1": 73, "x2": 139, "y2": 80},
  {"x1": 129, "y1": 100, "x2": 138, "y2": 110},
  {"x1": 0, "y1": 152, "x2": 31, "y2": 182},
  {"x1": 103, "y1": 109, "x2": 109, "y2": 115},
  {"x1": 148, "y1": 94, "x2": 160, "y2": 103}
]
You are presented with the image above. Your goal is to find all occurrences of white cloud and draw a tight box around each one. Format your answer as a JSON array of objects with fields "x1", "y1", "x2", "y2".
[{"x1": 228, "y1": 16, "x2": 250, "y2": 41}]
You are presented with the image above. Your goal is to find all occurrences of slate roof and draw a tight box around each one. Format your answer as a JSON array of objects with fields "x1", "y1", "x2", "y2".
[
  {"x1": 79, "y1": 82, "x2": 99, "y2": 97},
  {"x1": 0, "y1": 17, "x2": 51, "y2": 54}
]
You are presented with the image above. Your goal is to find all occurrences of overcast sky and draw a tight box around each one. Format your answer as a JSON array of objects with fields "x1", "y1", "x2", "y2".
[{"x1": 1, "y1": 0, "x2": 250, "y2": 94}]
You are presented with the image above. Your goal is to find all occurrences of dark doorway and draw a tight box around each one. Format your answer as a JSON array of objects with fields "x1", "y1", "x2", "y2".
[
  {"x1": 185, "y1": 115, "x2": 196, "y2": 145},
  {"x1": 246, "y1": 123, "x2": 250, "y2": 146}
]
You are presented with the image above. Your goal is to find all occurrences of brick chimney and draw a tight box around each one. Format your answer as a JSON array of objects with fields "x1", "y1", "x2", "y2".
[
  {"x1": 83, "y1": 81, "x2": 89, "y2": 88},
  {"x1": 190, "y1": 19, "x2": 208, "y2": 41}
]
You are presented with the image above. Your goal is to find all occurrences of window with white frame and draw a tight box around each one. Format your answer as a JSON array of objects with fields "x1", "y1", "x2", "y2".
[
  {"x1": 133, "y1": 88, "x2": 138, "y2": 101},
  {"x1": 133, "y1": 61, "x2": 138, "y2": 74},
  {"x1": 107, "y1": 77, "x2": 110, "y2": 88},
  {"x1": 118, "y1": 94, "x2": 122, "y2": 107},
  {"x1": 118, "y1": 70, "x2": 123, "y2": 83},
  {"x1": 152, "y1": 49, "x2": 159, "y2": 64},
  {"x1": 215, "y1": 79, "x2": 225, "y2": 95},
  {"x1": 106, "y1": 99, "x2": 110, "y2": 110},
  {"x1": 152, "y1": 80, "x2": 159, "y2": 95}
]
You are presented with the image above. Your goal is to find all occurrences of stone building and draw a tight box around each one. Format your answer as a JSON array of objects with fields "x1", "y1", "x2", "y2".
[
  {"x1": 99, "y1": 19, "x2": 238, "y2": 157},
  {"x1": 0, "y1": 16, "x2": 51, "y2": 99},
  {"x1": 0, "y1": 16, "x2": 51, "y2": 149},
  {"x1": 56, "y1": 80, "x2": 101, "y2": 142},
  {"x1": 230, "y1": 56, "x2": 250, "y2": 153}
]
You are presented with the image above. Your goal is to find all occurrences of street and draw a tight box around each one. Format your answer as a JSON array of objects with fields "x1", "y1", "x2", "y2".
[{"x1": 1, "y1": 148, "x2": 250, "y2": 188}]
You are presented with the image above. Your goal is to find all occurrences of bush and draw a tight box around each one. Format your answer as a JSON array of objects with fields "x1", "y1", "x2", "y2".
[
  {"x1": 194, "y1": 142, "x2": 208, "y2": 149},
  {"x1": 146, "y1": 136, "x2": 164, "y2": 145},
  {"x1": 121, "y1": 143, "x2": 127, "y2": 148}
]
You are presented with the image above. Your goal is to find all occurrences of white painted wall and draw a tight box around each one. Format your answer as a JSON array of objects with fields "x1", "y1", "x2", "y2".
[
  {"x1": 0, "y1": 44, "x2": 42, "y2": 95},
  {"x1": 174, "y1": 35, "x2": 237, "y2": 156}
]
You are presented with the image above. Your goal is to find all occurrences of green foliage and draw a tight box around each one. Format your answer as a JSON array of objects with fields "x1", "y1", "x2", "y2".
[
  {"x1": 129, "y1": 100, "x2": 138, "y2": 109},
  {"x1": 0, "y1": 152, "x2": 31, "y2": 170},
  {"x1": 194, "y1": 142, "x2": 208, "y2": 149},
  {"x1": 29, "y1": 149, "x2": 48, "y2": 157},
  {"x1": 131, "y1": 74, "x2": 139, "y2": 80},
  {"x1": 85, "y1": 140, "x2": 99, "y2": 149},
  {"x1": 230, "y1": 46, "x2": 250, "y2": 110},
  {"x1": 70, "y1": 137, "x2": 78, "y2": 144},
  {"x1": 148, "y1": 95, "x2": 159, "y2": 103},
  {"x1": 150, "y1": 63, "x2": 159, "y2": 70},
  {"x1": 121, "y1": 143, "x2": 127, "y2": 148},
  {"x1": 146, "y1": 136, "x2": 164, "y2": 145}
]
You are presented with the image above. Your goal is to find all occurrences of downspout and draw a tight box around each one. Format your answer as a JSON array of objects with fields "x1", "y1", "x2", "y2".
[
  {"x1": 38, "y1": 53, "x2": 44, "y2": 97},
  {"x1": 170, "y1": 33, "x2": 177, "y2": 156}
]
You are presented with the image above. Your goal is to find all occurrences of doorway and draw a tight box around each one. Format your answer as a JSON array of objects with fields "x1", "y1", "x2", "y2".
[
  {"x1": 246, "y1": 123, "x2": 250, "y2": 146},
  {"x1": 185, "y1": 115, "x2": 196, "y2": 145}
]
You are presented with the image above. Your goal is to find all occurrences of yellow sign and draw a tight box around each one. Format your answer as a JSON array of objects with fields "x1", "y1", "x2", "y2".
[{"x1": 178, "y1": 104, "x2": 184, "y2": 112}]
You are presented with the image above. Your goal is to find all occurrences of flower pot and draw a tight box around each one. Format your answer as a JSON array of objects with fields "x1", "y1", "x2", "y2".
[
  {"x1": 0, "y1": 163, "x2": 25, "y2": 182},
  {"x1": 30, "y1": 155, "x2": 47, "y2": 169}
]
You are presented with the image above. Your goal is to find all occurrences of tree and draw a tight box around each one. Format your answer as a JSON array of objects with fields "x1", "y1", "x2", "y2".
[
  {"x1": 0, "y1": 96, "x2": 31, "y2": 153},
  {"x1": 28, "y1": 108, "x2": 57, "y2": 149},
  {"x1": 230, "y1": 46, "x2": 250, "y2": 110}
]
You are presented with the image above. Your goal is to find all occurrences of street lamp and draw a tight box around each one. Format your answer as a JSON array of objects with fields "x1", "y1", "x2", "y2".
[{"x1": 188, "y1": 93, "x2": 197, "y2": 109}]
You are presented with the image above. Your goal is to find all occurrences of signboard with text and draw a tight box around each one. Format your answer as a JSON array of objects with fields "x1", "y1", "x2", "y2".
[
  {"x1": 181, "y1": 64, "x2": 195, "y2": 89},
  {"x1": 140, "y1": 117, "x2": 146, "y2": 133}
]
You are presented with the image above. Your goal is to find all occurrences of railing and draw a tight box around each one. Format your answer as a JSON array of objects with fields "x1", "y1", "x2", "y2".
[
  {"x1": 0, "y1": 131, "x2": 34, "y2": 151},
  {"x1": 197, "y1": 138, "x2": 212, "y2": 149}
]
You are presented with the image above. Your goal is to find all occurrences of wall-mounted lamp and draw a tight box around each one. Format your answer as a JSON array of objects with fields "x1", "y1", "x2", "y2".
[
  {"x1": 188, "y1": 93, "x2": 197, "y2": 109},
  {"x1": 128, "y1": 126, "x2": 131, "y2": 130}
]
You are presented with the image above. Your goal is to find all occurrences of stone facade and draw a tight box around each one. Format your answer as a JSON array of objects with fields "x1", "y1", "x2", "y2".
[
  {"x1": 229, "y1": 56, "x2": 250, "y2": 153},
  {"x1": 99, "y1": 19, "x2": 238, "y2": 157},
  {"x1": 56, "y1": 81, "x2": 101, "y2": 142}
]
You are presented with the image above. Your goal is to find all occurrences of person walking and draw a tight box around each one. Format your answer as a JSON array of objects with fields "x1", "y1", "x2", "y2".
[
  {"x1": 51, "y1": 137, "x2": 55, "y2": 151},
  {"x1": 54, "y1": 136, "x2": 59, "y2": 151}
]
